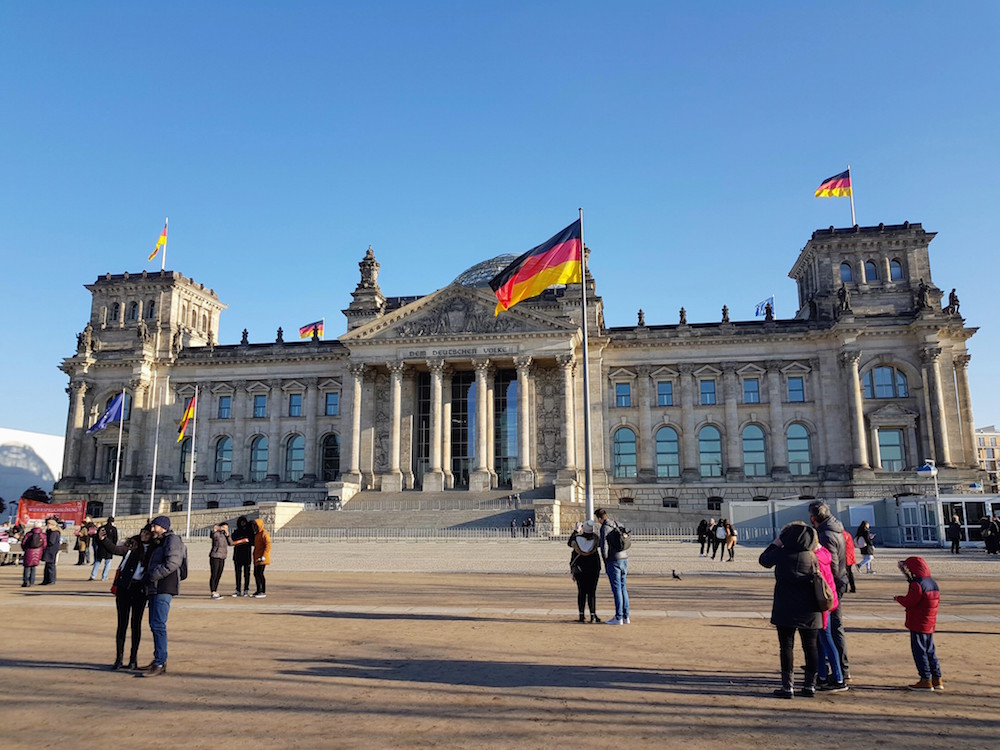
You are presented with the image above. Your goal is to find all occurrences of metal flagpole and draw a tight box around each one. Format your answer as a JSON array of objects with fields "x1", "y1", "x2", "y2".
[
  {"x1": 161, "y1": 217, "x2": 168, "y2": 272},
  {"x1": 578, "y1": 208, "x2": 595, "y2": 520},
  {"x1": 185, "y1": 384, "x2": 199, "y2": 539},
  {"x1": 847, "y1": 166, "x2": 856, "y2": 226},
  {"x1": 149, "y1": 374, "x2": 166, "y2": 519},
  {"x1": 111, "y1": 387, "x2": 126, "y2": 517}
]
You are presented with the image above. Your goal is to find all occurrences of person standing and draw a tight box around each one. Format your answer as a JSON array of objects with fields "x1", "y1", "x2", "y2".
[
  {"x1": 250, "y1": 518, "x2": 271, "y2": 598},
  {"x1": 809, "y1": 502, "x2": 850, "y2": 683},
  {"x1": 758, "y1": 521, "x2": 822, "y2": 698},
  {"x1": 725, "y1": 521, "x2": 738, "y2": 562},
  {"x1": 708, "y1": 518, "x2": 722, "y2": 560},
  {"x1": 856, "y1": 520, "x2": 875, "y2": 574},
  {"x1": 895, "y1": 556, "x2": 943, "y2": 691},
  {"x1": 946, "y1": 516, "x2": 962, "y2": 555},
  {"x1": 230, "y1": 516, "x2": 253, "y2": 597},
  {"x1": 98, "y1": 524, "x2": 153, "y2": 670},
  {"x1": 75, "y1": 516, "x2": 96, "y2": 566},
  {"x1": 696, "y1": 518, "x2": 709, "y2": 557},
  {"x1": 841, "y1": 530, "x2": 857, "y2": 593},
  {"x1": 90, "y1": 516, "x2": 118, "y2": 581},
  {"x1": 41, "y1": 518, "x2": 62, "y2": 585},
  {"x1": 568, "y1": 521, "x2": 602, "y2": 623},
  {"x1": 20, "y1": 521, "x2": 46, "y2": 587},
  {"x1": 596, "y1": 507, "x2": 629, "y2": 625},
  {"x1": 208, "y1": 522, "x2": 231, "y2": 599},
  {"x1": 142, "y1": 516, "x2": 187, "y2": 677}
]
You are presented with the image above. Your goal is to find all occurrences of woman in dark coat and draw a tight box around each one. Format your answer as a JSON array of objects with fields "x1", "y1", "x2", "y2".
[
  {"x1": 98, "y1": 524, "x2": 153, "y2": 670},
  {"x1": 568, "y1": 521, "x2": 602, "y2": 623},
  {"x1": 856, "y1": 521, "x2": 875, "y2": 573},
  {"x1": 20, "y1": 522, "x2": 46, "y2": 587},
  {"x1": 946, "y1": 516, "x2": 962, "y2": 554},
  {"x1": 696, "y1": 519, "x2": 709, "y2": 557},
  {"x1": 41, "y1": 518, "x2": 62, "y2": 585},
  {"x1": 759, "y1": 521, "x2": 823, "y2": 698}
]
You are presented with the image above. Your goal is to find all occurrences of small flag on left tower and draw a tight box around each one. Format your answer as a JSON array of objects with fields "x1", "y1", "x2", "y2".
[{"x1": 149, "y1": 220, "x2": 168, "y2": 261}]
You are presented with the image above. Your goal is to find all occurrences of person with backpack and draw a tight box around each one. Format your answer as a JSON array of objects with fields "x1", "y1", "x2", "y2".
[
  {"x1": 696, "y1": 519, "x2": 709, "y2": 557},
  {"x1": 596, "y1": 508, "x2": 630, "y2": 625},
  {"x1": 568, "y1": 520, "x2": 602, "y2": 623},
  {"x1": 141, "y1": 515, "x2": 187, "y2": 677},
  {"x1": 231, "y1": 515, "x2": 253, "y2": 597},
  {"x1": 20, "y1": 521, "x2": 46, "y2": 587}
]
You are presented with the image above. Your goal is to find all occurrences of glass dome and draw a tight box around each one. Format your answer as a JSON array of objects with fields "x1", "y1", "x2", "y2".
[{"x1": 452, "y1": 254, "x2": 518, "y2": 287}]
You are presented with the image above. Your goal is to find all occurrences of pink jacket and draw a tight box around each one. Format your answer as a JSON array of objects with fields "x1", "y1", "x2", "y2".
[
  {"x1": 816, "y1": 545, "x2": 839, "y2": 627},
  {"x1": 21, "y1": 528, "x2": 47, "y2": 567}
]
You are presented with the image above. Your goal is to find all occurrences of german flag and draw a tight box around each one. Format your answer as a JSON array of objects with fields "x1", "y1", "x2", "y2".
[
  {"x1": 149, "y1": 221, "x2": 168, "y2": 261},
  {"x1": 177, "y1": 395, "x2": 196, "y2": 443},
  {"x1": 815, "y1": 169, "x2": 852, "y2": 198},
  {"x1": 490, "y1": 220, "x2": 582, "y2": 315},
  {"x1": 298, "y1": 320, "x2": 324, "y2": 339}
]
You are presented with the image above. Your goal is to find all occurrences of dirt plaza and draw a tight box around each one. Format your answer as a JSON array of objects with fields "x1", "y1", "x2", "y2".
[{"x1": 2, "y1": 541, "x2": 999, "y2": 749}]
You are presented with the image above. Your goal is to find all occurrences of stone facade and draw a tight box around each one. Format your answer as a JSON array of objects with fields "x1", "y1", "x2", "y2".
[{"x1": 55, "y1": 223, "x2": 984, "y2": 526}]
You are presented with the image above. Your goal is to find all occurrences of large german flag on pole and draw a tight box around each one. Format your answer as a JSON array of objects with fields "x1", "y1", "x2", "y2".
[
  {"x1": 815, "y1": 169, "x2": 852, "y2": 198},
  {"x1": 177, "y1": 394, "x2": 196, "y2": 443},
  {"x1": 489, "y1": 220, "x2": 583, "y2": 315}
]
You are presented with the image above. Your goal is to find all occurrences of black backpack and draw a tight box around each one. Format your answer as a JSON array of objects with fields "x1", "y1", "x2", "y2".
[
  {"x1": 25, "y1": 531, "x2": 43, "y2": 549},
  {"x1": 606, "y1": 523, "x2": 632, "y2": 554}
]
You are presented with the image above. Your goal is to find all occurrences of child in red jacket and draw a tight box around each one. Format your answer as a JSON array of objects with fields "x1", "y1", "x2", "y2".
[{"x1": 894, "y1": 556, "x2": 942, "y2": 691}]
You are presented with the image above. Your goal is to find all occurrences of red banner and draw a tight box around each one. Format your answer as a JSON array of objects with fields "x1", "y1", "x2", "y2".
[{"x1": 16, "y1": 500, "x2": 86, "y2": 528}]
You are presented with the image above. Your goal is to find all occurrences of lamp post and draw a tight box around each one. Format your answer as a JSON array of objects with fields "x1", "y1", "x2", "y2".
[{"x1": 917, "y1": 459, "x2": 941, "y2": 547}]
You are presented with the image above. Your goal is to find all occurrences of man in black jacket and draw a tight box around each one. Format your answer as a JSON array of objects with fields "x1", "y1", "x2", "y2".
[
  {"x1": 40, "y1": 518, "x2": 62, "y2": 585},
  {"x1": 809, "y1": 501, "x2": 850, "y2": 682},
  {"x1": 142, "y1": 515, "x2": 187, "y2": 677}
]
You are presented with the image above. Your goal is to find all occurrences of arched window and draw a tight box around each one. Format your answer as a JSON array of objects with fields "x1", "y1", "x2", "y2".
[
  {"x1": 787, "y1": 423, "x2": 812, "y2": 476},
  {"x1": 190, "y1": 309, "x2": 197, "y2": 327},
  {"x1": 202, "y1": 314, "x2": 208, "y2": 332},
  {"x1": 889, "y1": 259, "x2": 903, "y2": 281},
  {"x1": 285, "y1": 434, "x2": 305, "y2": 481},
  {"x1": 146, "y1": 299, "x2": 156, "y2": 319},
  {"x1": 698, "y1": 425, "x2": 722, "y2": 477},
  {"x1": 864, "y1": 260, "x2": 879, "y2": 282},
  {"x1": 862, "y1": 366, "x2": 909, "y2": 399},
  {"x1": 104, "y1": 393, "x2": 131, "y2": 422},
  {"x1": 655, "y1": 426, "x2": 680, "y2": 478},
  {"x1": 127, "y1": 301, "x2": 139, "y2": 321},
  {"x1": 742, "y1": 425, "x2": 767, "y2": 477},
  {"x1": 321, "y1": 434, "x2": 341, "y2": 481},
  {"x1": 840, "y1": 263, "x2": 853, "y2": 283},
  {"x1": 249, "y1": 436, "x2": 268, "y2": 482},
  {"x1": 112, "y1": 302, "x2": 121, "y2": 321},
  {"x1": 179, "y1": 437, "x2": 193, "y2": 481},
  {"x1": 215, "y1": 436, "x2": 232, "y2": 481},
  {"x1": 612, "y1": 427, "x2": 637, "y2": 479}
]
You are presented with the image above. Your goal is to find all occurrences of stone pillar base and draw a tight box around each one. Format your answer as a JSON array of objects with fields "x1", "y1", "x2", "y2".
[
  {"x1": 381, "y1": 473, "x2": 404, "y2": 492},
  {"x1": 512, "y1": 469, "x2": 535, "y2": 492},
  {"x1": 469, "y1": 469, "x2": 492, "y2": 492},
  {"x1": 422, "y1": 471, "x2": 445, "y2": 492},
  {"x1": 325, "y1": 480, "x2": 359, "y2": 505},
  {"x1": 533, "y1": 498, "x2": 557, "y2": 536}
]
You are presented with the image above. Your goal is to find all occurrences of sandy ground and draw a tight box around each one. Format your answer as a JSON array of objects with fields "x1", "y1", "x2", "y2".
[{"x1": 2, "y1": 543, "x2": 999, "y2": 749}]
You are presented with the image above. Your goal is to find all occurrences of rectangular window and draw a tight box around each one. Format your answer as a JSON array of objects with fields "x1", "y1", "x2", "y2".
[
  {"x1": 743, "y1": 378, "x2": 760, "y2": 404},
  {"x1": 288, "y1": 393, "x2": 303, "y2": 417},
  {"x1": 878, "y1": 428, "x2": 905, "y2": 471},
  {"x1": 700, "y1": 379, "x2": 716, "y2": 405},
  {"x1": 615, "y1": 382, "x2": 631, "y2": 408},
  {"x1": 217, "y1": 395, "x2": 231, "y2": 420},
  {"x1": 992, "y1": 437, "x2": 997, "y2": 447},
  {"x1": 979, "y1": 437, "x2": 985, "y2": 446},
  {"x1": 656, "y1": 381, "x2": 673, "y2": 407},
  {"x1": 253, "y1": 394, "x2": 267, "y2": 418},
  {"x1": 325, "y1": 392, "x2": 339, "y2": 416},
  {"x1": 787, "y1": 376, "x2": 805, "y2": 402},
  {"x1": 988, "y1": 449, "x2": 995, "y2": 459}
]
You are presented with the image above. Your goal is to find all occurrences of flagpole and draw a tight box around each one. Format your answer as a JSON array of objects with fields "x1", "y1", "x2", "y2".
[
  {"x1": 149, "y1": 374, "x2": 165, "y2": 519},
  {"x1": 847, "y1": 166, "x2": 856, "y2": 226},
  {"x1": 161, "y1": 217, "x2": 168, "y2": 271},
  {"x1": 578, "y1": 208, "x2": 595, "y2": 520},
  {"x1": 185, "y1": 384, "x2": 199, "y2": 539},
  {"x1": 111, "y1": 387, "x2": 126, "y2": 518},
  {"x1": 321, "y1": 317, "x2": 325, "y2": 340}
]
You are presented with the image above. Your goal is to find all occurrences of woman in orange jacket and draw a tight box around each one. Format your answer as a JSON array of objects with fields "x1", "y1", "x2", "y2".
[{"x1": 250, "y1": 519, "x2": 271, "y2": 598}]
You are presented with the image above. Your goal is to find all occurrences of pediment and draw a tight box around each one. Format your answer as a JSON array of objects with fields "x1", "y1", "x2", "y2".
[
  {"x1": 868, "y1": 403, "x2": 919, "y2": 427},
  {"x1": 340, "y1": 285, "x2": 576, "y2": 343}
]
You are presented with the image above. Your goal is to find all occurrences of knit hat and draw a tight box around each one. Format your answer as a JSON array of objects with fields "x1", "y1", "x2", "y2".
[{"x1": 151, "y1": 515, "x2": 171, "y2": 531}]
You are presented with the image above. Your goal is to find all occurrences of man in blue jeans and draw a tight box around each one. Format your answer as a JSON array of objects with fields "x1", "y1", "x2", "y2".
[
  {"x1": 596, "y1": 508, "x2": 630, "y2": 625},
  {"x1": 142, "y1": 516, "x2": 187, "y2": 677}
]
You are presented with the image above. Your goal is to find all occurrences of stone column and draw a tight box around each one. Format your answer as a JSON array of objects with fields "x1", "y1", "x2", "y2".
[
  {"x1": 80, "y1": 394, "x2": 98, "y2": 481},
  {"x1": 470, "y1": 358, "x2": 492, "y2": 491},
  {"x1": 442, "y1": 367, "x2": 454, "y2": 488},
  {"x1": 765, "y1": 362, "x2": 789, "y2": 477},
  {"x1": 346, "y1": 363, "x2": 365, "y2": 482},
  {"x1": 514, "y1": 356, "x2": 535, "y2": 491},
  {"x1": 303, "y1": 378, "x2": 318, "y2": 482},
  {"x1": 840, "y1": 351, "x2": 870, "y2": 469},
  {"x1": 722, "y1": 364, "x2": 742, "y2": 479},
  {"x1": 486, "y1": 365, "x2": 496, "y2": 487},
  {"x1": 125, "y1": 380, "x2": 147, "y2": 478},
  {"x1": 954, "y1": 354, "x2": 979, "y2": 468},
  {"x1": 382, "y1": 361, "x2": 405, "y2": 492},
  {"x1": 266, "y1": 380, "x2": 282, "y2": 482},
  {"x1": 869, "y1": 425, "x2": 882, "y2": 469},
  {"x1": 64, "y1": 381, "x2": 88, "y2": 481},
  {"x1": 423, "y1": 359, "x2": 446, "y2": 491},
  {"x1": 922, "y1": 347, "x2": 952, "y2": 467},
  {"x1": 230, "y1": 381, "x2": 247, "y2": 481},
  {"x1": 637, "y1": 365, "x2": 654, "y2": 478},
  {"x1": 678, "y1": 364, "x2": 698, "y2": 479}
]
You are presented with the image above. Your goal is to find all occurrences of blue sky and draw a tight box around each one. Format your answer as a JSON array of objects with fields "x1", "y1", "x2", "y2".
[{"x1": 2, "y1": 2, "x2": 998, "y2": 437}]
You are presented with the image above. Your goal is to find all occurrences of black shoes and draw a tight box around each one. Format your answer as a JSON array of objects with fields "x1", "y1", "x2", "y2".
[
  {"x1": 126, "y1": 661, "x2": 139, "y2": 671},
  {"x1": 577, "y1": 614, "x2": 586, "y2": 623},
  {"x1": 773, "y1": 687, "x2": 794, "y2": 699},
  {"x1": 590, "y1": 614, "x2": 602, "y2": 623},
  {"x1": 111, "y1": 659, "x2": 123, "y2": 670},
  {"x1": 143, "y1": 664, "x2": 167, "y2": 677}
]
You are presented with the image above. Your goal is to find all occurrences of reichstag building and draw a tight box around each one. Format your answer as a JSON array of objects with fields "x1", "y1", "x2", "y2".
[{"x1": 54, "y1": 222, "x2": 983, "y2": 532}]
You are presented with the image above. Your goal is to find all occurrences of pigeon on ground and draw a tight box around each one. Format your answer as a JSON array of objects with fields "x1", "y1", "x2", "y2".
[{"x1": 672, "y1": 570, "x2": 682, "y2": 580}]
